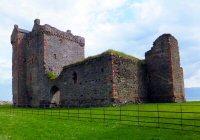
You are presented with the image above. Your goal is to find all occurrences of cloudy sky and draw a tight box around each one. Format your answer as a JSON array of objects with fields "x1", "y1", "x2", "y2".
[{"x1": 0, "y1": 0, "x2": 200, "y2": 101}]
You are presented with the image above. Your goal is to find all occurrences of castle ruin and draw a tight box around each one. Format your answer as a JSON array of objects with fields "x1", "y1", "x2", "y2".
[{"x1": 11, "y1": 19, "x2": 185, "y2": 107}]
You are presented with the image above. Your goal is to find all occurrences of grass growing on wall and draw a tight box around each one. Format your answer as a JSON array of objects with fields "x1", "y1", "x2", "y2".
[
  {"x1": 0, "y1": 102, "x2": 200, "y2": 140},
  {"x1": 47, "y1": 72, "x2": 58, "y2": 80},
  {"x1": 63, "y1": 49, "x2": 143, "y2": 70}
]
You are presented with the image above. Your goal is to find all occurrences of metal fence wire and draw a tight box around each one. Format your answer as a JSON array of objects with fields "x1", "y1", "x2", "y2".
[{"x1": 0, "y1": 103, "x2": 200, "y2": 132}]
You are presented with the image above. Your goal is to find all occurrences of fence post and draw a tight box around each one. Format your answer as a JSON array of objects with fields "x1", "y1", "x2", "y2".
[
  {"x1": 43, "y1": 104, "x2": 45, "y2": 119},
  {"x1": 9, "y1": 104, "x2": 11, "y2": 115},
  {"x1": 90, "y1": 103, "x2": 92, "y2": 122},
  {"x1": 138, "y1": 104, "x2": 140, "y2": 127},
  {"x1": 68, "y1": 104, "x2": 69, "y2": 120},
  {"x1": 32, "y1": 105, "x2": 33, "y2": 115},
  {"x1": 59, "y1": 106, "x2": 61, "y2": 119},
  {"x1": 120, "y1": 105, "x2": 122, "y2": 127},
  {"x1": 37, "y1": 106, "x2": 39, "y2": 117},
  {"x1": 157, "y1": 104, "x2": 160, "y2": 128},
  {"x1": 103, "y1": 107, "x2": 106, "y2": 127},
  {"x1": 51, "y1": 107, "x2": 52, "y2": 117},
  {"x1": 22, "y1": 105, "x2": 23, "y2": 116},
  {"x1": 180, "y1": 104, "x2": 183, "y2": 130},
  {"x1": 78, "y1": 102, "x2": 80, "y2": 121}
]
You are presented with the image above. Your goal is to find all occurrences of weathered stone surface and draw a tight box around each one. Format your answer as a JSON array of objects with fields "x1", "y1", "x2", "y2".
[
  {"x1": 11, "y1": 19, "x2": 185, "y2": 107},
  {"x1": 111, "y1": 55, "x2": 148, "y2": 104},
  {"x1": 145, "y1": 34, "x2": 185, "y2": 102}
]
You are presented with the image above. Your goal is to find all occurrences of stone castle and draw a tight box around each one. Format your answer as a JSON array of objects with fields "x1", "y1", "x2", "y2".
[{"x1": 11, "y1": 19, "x2": 185, "y2": 107}]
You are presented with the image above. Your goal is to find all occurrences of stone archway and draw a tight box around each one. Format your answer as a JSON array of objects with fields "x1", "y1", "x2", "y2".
[{"x1": 50, "y1": 86, "x2": 60, "y2": 107}]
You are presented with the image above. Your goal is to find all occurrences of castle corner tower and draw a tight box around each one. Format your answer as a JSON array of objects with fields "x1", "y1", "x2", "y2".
[
  {"x1": 145, "y1": 34, "x2": 185, "y2": 102},
  {"x1": 11, "y1": 19, "x2": 85, "y2": 107}
]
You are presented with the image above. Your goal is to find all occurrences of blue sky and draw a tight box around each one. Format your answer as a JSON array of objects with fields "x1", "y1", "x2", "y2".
[{"x1": 0, "y1": 0, "x2": 200, "y2": 101}]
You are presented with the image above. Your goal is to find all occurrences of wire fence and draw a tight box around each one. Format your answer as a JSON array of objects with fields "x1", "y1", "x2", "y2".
[{"x1": 0, "y1": 103, "x2": 200, "y2": 132}]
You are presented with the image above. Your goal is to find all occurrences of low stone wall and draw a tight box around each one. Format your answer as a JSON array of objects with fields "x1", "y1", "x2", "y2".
[{"x1": 50, "y1": 53, "x2": 114, "y2": 107}]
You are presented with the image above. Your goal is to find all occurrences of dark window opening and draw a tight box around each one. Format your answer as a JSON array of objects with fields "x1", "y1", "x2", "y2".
[
  {"x1": 54, "y1": 54, "x2": 57, "y2": 59},
  {"x1": 72, "y1": 72, "x2": 77, "y2": 84},
  {"x1": 50, "y1": 86, "x2": 60, "y2": 107},
  {"x1": 23, "y1": 58, "x2": 26, "y2": 63},
  {"x1": 101, "y1": 68, "x2": 104, "y2": 73}
]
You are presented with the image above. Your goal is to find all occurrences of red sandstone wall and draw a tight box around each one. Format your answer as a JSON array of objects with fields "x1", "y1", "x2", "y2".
[{"x1": 145, "y1": 34, "x2": 185, "y2": 102}]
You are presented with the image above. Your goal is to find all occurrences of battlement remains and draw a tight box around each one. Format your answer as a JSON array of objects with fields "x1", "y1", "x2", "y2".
[{"x1": 33, "y1": 19, "x2": 85, "y2": 47}]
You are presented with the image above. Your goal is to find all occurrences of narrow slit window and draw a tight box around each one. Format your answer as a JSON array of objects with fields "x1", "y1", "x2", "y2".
[
  {"x1": 54, "y1": 54, "x2": 57, "y2": 59},
  {"x1": 72, "y1": 72, "x2": 77, "y2": 84}
]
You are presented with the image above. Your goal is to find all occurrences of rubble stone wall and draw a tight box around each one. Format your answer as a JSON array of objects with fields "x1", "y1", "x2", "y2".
[{"x1": 111, "y1": 55, "x2": 148, "y2": 104}]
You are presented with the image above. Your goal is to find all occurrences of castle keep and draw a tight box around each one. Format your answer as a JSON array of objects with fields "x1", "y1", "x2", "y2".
[{"x1": 11, "y1": 19, "x2": 185, "y2": 107}]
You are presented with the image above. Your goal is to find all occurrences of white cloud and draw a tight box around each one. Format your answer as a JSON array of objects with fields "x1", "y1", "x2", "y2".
[
  {"x1": 131, "y1": 0, "x2": 163, "y2": 24},
  {"x1": 0, "y1": 59, "x2": 12, "y2": 84},
  {"x1": 0, "y1": 0, "x2": 200, "y2": 101},
  {"x1": 185, "y1": 68, "x2": 200, "y2": 88}
]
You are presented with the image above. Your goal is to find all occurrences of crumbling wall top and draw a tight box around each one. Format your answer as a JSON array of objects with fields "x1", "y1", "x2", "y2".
[
  {"x1": 145, "y1": 33, "x2": 178, "y2": 56},
  {"x1": 153, "y1": 34, "x2": 178, "y2": 46},
  {"x1": 32, "y1": 19, "x2": 85, "y2": 47},
  {"x1": 11, "y1": 19, "x2": 85, "y2": 47}
]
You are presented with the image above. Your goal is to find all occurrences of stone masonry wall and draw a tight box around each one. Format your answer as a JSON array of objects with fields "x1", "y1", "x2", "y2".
[
  {"x1": 11, "y1": 19, "x2": 85, "y2": 107},
  {"x1": 145, "y1": 34, "x2": 185, "y2": 102},
  {"x1": 112, "y1": 55, "x2": 148, "y2": 104},
  {"x1": 43, "y1": 25, "x2": 85, "y2": 75},
  {"x1": 145, "y1": 34, "x2": 173, "y2": 102},
  {"x1": 170, "y1": 40, "x2": 185, "y2": 102},
  {"x1": 11, "y1": 27, "x2": 19, "y2": 106},
  {"x1": 50, "y1": 54, "x2": 113, "y2": 107},
  {"x1": 11, "y1": 27, "x2": 29, "y2": 106},
  {"x1": 26, "y1": 29, "x2": 45, "y2": 107}
]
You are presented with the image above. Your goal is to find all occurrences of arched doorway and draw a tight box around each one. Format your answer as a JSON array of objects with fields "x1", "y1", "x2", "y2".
[{"x1": 50, "y1": 86, "x2": 60, "y2": 107}]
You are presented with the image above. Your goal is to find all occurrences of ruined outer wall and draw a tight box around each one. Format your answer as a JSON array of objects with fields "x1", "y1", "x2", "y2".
[
  {"x1": 145, "y1": 34, "x2": 185, "y2": 102},
  {"x1": 111, "y1": 55, "x2": 148, "y2": 104},
  {"x1": 51, "y1": 54, "x2": 113, "y2": 107}
]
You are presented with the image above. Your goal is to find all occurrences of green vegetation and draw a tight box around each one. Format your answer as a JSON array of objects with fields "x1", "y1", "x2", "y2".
[
  {"x1": 103, "y1": 49, "x2": 140, "y2": 61},
  {"x1": 0, "y1": 102, "x2": 200, "y2": 140},
  {"x1": 139, "y1": 59, "x2": 146, "y2": 65},
  {"x1": 63, "y1": 49, "x2": 141, "y2": 70},
  {"x1": 47, "y1": 72, "x2": 58, "y2": 80}
]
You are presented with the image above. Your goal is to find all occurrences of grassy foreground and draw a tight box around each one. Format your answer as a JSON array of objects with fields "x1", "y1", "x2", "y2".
[{"x1": 0, "y1": 102, "x2": 200, "y2": 140}]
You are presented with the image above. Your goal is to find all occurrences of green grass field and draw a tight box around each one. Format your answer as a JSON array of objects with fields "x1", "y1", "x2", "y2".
[{"x1": 0, "y1": 102, "x2": 200, "y2": 140}]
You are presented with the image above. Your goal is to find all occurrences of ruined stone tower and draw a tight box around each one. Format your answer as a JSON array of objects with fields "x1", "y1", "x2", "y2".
[
  {"x1": 11, "y1": 19, "x2": 185, "y2": 107},
  {"x1": 145, "y1": 34, "x2": 185, "y2": 102}
]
